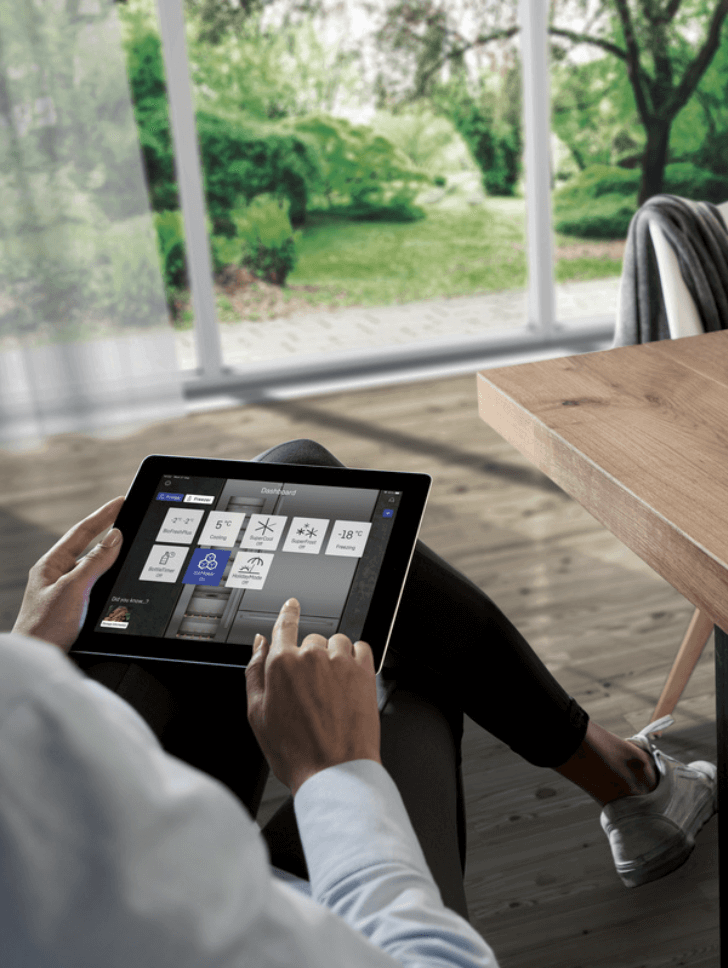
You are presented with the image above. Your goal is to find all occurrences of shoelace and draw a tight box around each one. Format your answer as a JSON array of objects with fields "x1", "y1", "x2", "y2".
[{"x1": 632, "y1": 715, "x2": 675, "y2": 749}]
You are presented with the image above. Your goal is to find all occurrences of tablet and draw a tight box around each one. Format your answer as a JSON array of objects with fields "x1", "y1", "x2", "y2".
[{"x1": 71, "y1": 455, "x2": 431, "y2": 672}]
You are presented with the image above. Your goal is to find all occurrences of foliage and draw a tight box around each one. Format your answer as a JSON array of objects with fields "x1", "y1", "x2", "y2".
[
  {"x1": 121, "y1": 2, "x2": 314, "y2": 223},
  {"x1": 662, "y1": 162, "x2": 728, "y2": 204},
  {"x1": 183, "y1": 0, "x2": 269, "y2": 45},
  {"x1": 290, "y1": 114, "x2": 429, "y2": 221},
  {"x1": 671, "y1": 36, "x2": 728, "y2": 194},
  {"x1": 154, "y1": 210, "x2": 188, "y2": 291},
  {"x1": 93, "y1": 216, "x2": 170, "y2": 326},
  {"x1": 196, "y1": 111, "x2": 316, "y2": 229},
  {"x1": 374, "y1": 0, "x2": 519, "y2": 105},
  {"x1": 231, "y1": 194, "x2": 299, "y2": 284},
  {"x1": 187, "y1": 10, "x2": 364, "y2": 121},
  {"x1": 432, "y1": 73, "x2": 522, "y2": 196},
  {"x1": 550, "y1": 0, "x2": 728, "y2": 203},
  {"x1": 369, "y1": 107, "x2": 474, "y2": 181},
  {"x1": 121, "y1": 6, "x2": 416, "y2": 227},
  {"x1": 0, "y1": 1, "x2": 168, "y2": 337},
  {"x1": 554, "y1": 193, "x2": 637, "y2": 239},
  {"x1": 553, "y1": 161, "x2": 728, "y2": 238},
  {"x1": 550, "y1": 46, "x2": 641, "y2": 173}
]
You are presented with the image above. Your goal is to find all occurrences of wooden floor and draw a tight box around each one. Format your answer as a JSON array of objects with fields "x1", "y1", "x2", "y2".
[{"x1": 0, "y1": 372, "x2": 718, "y2": 967}]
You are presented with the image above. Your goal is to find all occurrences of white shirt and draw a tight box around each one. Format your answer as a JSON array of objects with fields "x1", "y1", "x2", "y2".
[{"x1": 0, "y1": 632, "x2": 499, "y2": 967}]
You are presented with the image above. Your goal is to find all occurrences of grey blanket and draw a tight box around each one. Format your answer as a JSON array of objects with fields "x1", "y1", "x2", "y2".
[{"x1": 612, "y1": 194, "x2": 728, "y2": 347}]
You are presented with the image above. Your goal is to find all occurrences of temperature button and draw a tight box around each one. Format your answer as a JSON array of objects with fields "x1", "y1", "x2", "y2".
[
  {"x1": 199, "y1": 511, "x2": 246, "y2": 548},
  {"x1": 325, "y1": 520, "x2": 371, "y2": 558}
]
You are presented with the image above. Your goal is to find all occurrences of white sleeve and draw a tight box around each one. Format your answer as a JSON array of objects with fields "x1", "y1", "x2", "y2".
[
  {"x1": 0, "y1": 634, "x2": 497, "y2": 968},
  {"x1": 295, "y1": 761, "x2": 498, "y2": 967}
]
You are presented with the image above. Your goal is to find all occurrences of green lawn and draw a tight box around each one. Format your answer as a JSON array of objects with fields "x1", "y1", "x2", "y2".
[
  {"x1": 194, "y1": 198, "x2": 624, "y2": 325},
  {"x1": 280, "y1": 198, "x2": 622, "y2": 310},
  {"x1": 285, "y1": 203, "x2": 528, "y2": 306}
]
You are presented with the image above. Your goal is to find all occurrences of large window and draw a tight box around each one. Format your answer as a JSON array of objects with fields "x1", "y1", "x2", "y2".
[{"x1": 125, "y1": 0, "x2": 625, "y2": 398}]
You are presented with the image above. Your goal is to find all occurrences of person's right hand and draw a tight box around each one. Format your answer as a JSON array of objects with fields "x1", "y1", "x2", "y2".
[{"x1": 245, "y1": 599, "x2": 381, "y2": 796}]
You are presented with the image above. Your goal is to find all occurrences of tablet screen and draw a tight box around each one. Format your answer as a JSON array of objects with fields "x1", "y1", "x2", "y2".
[{"x1": 73, "y1": 456, "x2": 430, "y2": 671}]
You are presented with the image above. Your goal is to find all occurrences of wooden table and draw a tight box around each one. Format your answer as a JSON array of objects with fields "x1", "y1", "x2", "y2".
[{"x1": 477, "y1": 329, "x2": 727, "y2": 954}]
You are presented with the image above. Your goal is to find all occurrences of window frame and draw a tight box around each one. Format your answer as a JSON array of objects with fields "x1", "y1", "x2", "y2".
[{"x1": 155, "y1": 0, "x2": 614, "y2": 400}]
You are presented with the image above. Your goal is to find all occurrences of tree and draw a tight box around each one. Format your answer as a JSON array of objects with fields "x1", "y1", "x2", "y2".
[
  {"x1": 551, "y1": 0, "x2": 728, "y2": 204},
  {"x1": 373, "y1": 1, "x2": 522, "y2": 193},
  {"x1": 374, "y1": 0, "x2": 519, "y2": 105},
  {"x1": 376, "y1": 0, "x2": 728, "y2": 204}
]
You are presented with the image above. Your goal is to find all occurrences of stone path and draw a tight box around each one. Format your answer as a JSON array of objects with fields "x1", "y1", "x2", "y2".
[{"x1": 174, "y1": 276, "x2": 620, "y2": 370}]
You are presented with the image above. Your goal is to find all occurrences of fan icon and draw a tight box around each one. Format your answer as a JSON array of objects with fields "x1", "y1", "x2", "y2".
[{"x1": 198, "y1": 552, "x2": 218, "y2": 571}]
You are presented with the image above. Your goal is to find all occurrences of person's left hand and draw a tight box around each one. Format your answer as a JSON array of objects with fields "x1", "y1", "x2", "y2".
[{"x1": 12, "y1": 497, "x2": 125, "y2": 653}]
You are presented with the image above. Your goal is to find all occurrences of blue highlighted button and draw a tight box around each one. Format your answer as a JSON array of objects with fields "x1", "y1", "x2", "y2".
[
  {"x1": 382, "y1": 508, "x2": 394, "y2": 518},
  {"x1": 157, "y1": 492, "x2": 184, "y2": 502},
  {"x1": 183, "y1": 548, "x2": 232, "y2": 586}
]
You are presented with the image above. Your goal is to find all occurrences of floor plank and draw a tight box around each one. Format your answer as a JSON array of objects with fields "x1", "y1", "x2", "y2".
[{"x1": 0, "y1": 371, "x2": 717, "y2": 966}]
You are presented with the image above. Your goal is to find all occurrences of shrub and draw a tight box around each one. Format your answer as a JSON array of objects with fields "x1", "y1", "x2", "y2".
[
  {"x1": 232, "y1": 194, "x2": 299, "y2": 285},
  {"x1": 432, "y1": 81, "x2": 522, "y2": 197},
  {"x1": 663, "y1": 163, "x2": 728, "y2": 204},
  {"x1": 195, "y1": 112, "x2": 316, "y2": 230},
  {"x1": 553, "y1": 166, "x2": 638, "y2": 238},
  {"x1": 93, "y1": 215, "x2": 170, "y2": 326},
  {"x1": 122, "y1": 20, "x2": 317, "y2": 227},
  {"x1": 555, "y1": 164, "x2": 639, "y2": 204},
  {"x1": 553, "y1": 162, "x2": 728, "y2": 239},
  {"x1": 290, "y1": 115, "x2": 428, "y2": 222},
  {"x1": 554, "y1": 192, "x2": 638, "y2": 238},
  {"x1": 153, "y1": 210, "x2": 187, "y2": 289}
]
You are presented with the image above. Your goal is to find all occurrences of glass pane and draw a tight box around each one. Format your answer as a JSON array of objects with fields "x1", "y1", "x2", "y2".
[
  {"x1": 0, "y1": 0, "x2": 181, "y2": 448},
  {"x1": 550, "y1": 0, "x2": 728, "y2": 325},
  {"x1": 120, "y1": 0, "x2": 533, "y2": 374}
]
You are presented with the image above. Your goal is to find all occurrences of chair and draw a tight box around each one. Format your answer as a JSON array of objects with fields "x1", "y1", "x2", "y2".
[{"x1": 617, "y1": 199, "x2": 728, "y2": 729}]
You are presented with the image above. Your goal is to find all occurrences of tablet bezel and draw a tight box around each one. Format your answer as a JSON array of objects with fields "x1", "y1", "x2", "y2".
[{"x1": 71, "y1": 454, "x2": 431, "y2": 673}]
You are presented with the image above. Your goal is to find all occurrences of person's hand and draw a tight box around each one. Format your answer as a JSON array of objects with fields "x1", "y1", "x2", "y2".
[
  {"x1": 12, "y1": 497, "x2": 124, "y2": 653},
  {"x1": 245, "y1": 599, "x2": 381, "y2": 796}
]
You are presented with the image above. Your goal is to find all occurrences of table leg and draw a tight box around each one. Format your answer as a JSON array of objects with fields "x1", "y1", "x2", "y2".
[{"x1": 715, "y1": 625, "x2": 726, "y2": 962}]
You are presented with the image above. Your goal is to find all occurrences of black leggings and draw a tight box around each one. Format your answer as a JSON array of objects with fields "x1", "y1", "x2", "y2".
[
  {"x1": 74, "y1": 439, "x2": 588, "y2": 920},
  {"x1": 253, "y1": 439, "x2": 589, "y2": 768}
]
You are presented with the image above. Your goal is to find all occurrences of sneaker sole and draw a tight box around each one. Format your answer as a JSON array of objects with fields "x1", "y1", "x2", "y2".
[{"x1": 615, "y1": 784, "x2": 716, "y2": 888}]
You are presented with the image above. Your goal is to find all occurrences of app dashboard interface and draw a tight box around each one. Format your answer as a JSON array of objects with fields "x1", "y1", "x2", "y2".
[{"x1": 96, "y1": 473, "x2": 402, "y2": 648}]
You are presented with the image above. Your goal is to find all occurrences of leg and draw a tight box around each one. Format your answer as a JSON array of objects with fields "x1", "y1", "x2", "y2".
[
  {"x1": 256, "y1": 438, "x2": 467, "y2": 911},
  {"x1": 390, "y1": 540, "x2": 657, "y2": 803},
  {"x1": 259, "y1": 440, "x2": 711, "y2": 895},
  {"x1": 73, "y1": 654, "x2": 271, "y2": 817},
  {"x1": 259, "y1": 440, "x2": 656, "y2": 803}
]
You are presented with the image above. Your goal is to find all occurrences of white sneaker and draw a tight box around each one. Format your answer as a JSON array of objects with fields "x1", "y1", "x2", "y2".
[{"x1": 600, "y1": 716, "x2": 717, "y2": 887}]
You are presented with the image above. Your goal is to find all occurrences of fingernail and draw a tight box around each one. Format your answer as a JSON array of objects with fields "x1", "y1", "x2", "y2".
[
  {"x1": 101, "y1": 528, "x2": 121, "y2": 549},
  {"x1": 253, "y1": 634, "x2": 263, "y2": 652},
  {"x1": 284, "y1": 598, "x2": 299, "y2": 608}
]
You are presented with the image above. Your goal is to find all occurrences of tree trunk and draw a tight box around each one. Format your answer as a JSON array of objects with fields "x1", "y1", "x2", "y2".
[{"x1": 637, "y1": 120, "x2": 671, "y2": 206}]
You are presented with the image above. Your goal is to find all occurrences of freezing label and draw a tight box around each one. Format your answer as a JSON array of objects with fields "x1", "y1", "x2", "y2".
[
  {"x1": 325, "y1": 521, "x2": 371, "y2": 558},
  {"x1": 226, "y1": 551, "x2": 274, "y2": 590}
]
